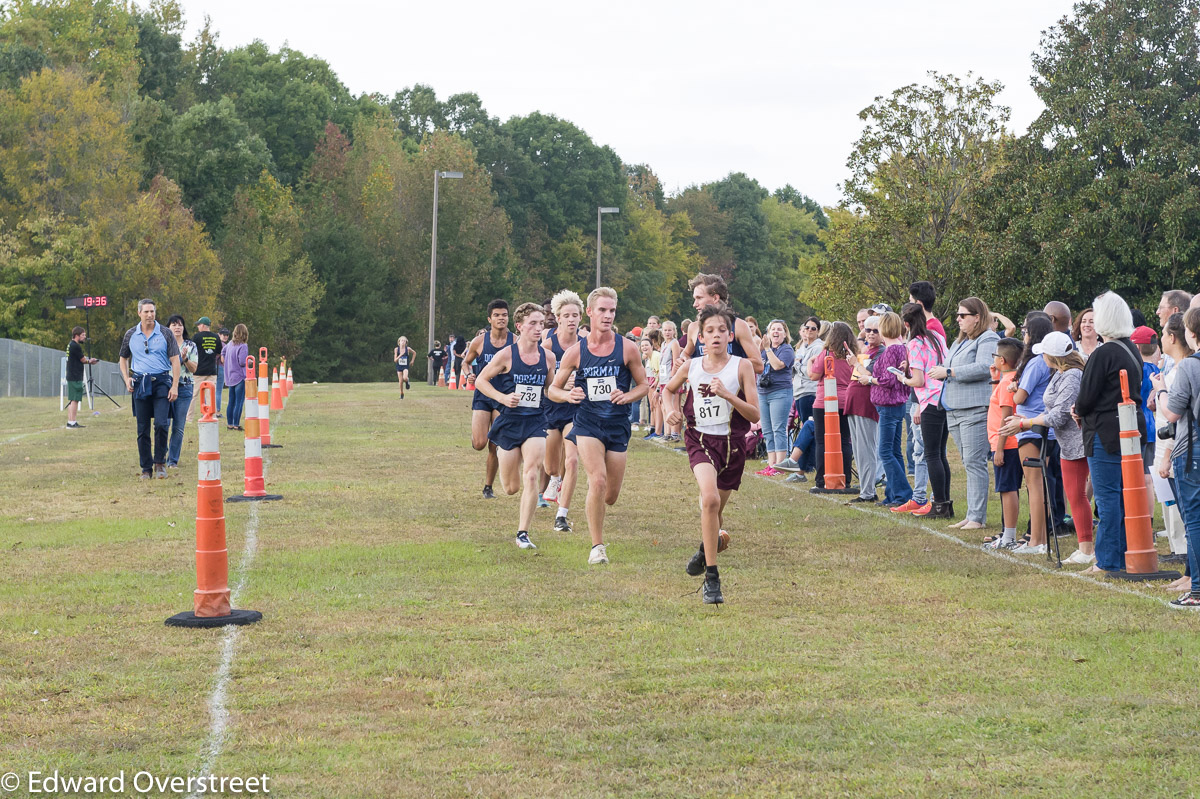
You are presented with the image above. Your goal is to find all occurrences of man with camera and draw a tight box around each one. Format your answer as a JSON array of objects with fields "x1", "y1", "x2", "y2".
[{"x1": 118, "y1": 298, "x2": 181, "y2": 479}]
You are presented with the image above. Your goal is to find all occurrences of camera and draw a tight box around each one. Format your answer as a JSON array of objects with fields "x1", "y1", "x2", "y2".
[{"x1": 1159, "y1": 421, "x2": 1176, "y2": 440}]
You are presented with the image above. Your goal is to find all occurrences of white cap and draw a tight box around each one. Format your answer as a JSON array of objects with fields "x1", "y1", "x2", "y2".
[{"x1": 1032, "y1": 331, "x2": 1074, "y2": 358}]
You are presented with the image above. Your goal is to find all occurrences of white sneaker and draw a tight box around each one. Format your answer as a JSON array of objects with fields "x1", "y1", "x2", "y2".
[
  {"x1": 631, "y1": 424, "x2": 640, "y2": 431},
  {"x1": 1063, "y1": 549, "x2": 1096, "y2": 565},
  {"x1": 588, "y1": 544, "x2": 609, "y2": 565},
  {"x1": 1156, "y1": 529, "x2": 1169, "y2": 539},
  {"x1": 1012, "y1": 543, "x2": 1047, "y2": 555},
  {"x1": 515, "y1": 531, "x2": 537, "y2": 550},
  {"x1": 544, "y1": 476, "x2": 561, "y2": 502}
]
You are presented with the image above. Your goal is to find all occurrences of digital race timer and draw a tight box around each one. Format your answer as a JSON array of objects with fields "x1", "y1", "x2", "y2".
[{"x1": 64, "y1": 295, "x2": 109, "y2": 309}]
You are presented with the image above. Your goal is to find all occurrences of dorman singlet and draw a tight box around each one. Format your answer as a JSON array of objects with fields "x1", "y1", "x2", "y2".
[
  {"x1": 476, "y1": 331, "x2": 514, "y2": 376},
  {"x1": 576, "y1": 336, "x2": 632, "y2": 421},
  {"x1": 504, "y1": 343, "x2": 548, "y2": 417}
]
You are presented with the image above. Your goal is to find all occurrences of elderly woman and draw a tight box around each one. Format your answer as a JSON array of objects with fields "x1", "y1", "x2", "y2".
[
  {"x1": 1075, "y1": 291, "x2": 1146, "y2": 575},
  {"x1": 927, "y1": 297, "x2": 1000, "y2": 529}
]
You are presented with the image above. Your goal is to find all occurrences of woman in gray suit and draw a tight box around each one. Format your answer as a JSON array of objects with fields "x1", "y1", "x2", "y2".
[{"x1": 927, "y1": 297, "x2": 1000, "y2": 530}]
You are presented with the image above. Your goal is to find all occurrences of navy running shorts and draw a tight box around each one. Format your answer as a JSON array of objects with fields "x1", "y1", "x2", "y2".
[
  {"x1": 992, "y1": 448, "x2": 1023, "y2": 493},
  {"x1": 566, "y1": 412, "x2": 631, "y2": 453},
  {"x1": 488, "y1": 412, "x2": 547, "y2": 451},
  {"x1": 472, "y1": 389, "x2": 502, "y2": 414}
]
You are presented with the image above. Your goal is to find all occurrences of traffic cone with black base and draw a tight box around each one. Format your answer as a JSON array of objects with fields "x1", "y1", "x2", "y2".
[
  {"x1": 1111, "y1": 369, "x2": 1180, "y2": 582},
  {"x1": 227, "y1": 356, "x2": 283, "y2": 504},
  {"x1": 166, "y1": 383, "x2": 262, "y2": 628},
  {"x1": 811, "y1": 354, "x2": 856, "y2": 494}
]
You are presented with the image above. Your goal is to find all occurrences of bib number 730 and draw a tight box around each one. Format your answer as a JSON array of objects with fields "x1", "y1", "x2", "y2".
[{"x1": 587, "y1": 375, "x2": 617, "y2": 402}]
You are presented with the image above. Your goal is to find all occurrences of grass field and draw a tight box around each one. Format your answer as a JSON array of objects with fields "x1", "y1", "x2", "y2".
[{"x1": 3, "y1": 383, "x2": 1200, "y2": 798}]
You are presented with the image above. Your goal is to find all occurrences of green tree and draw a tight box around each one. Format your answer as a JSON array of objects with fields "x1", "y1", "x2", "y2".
[
  {"x1": 207, "y1": 40, "x2": 358, "y2": 185},
  {"x1": 163, "y1": 96, "x2": 272, "y2": 229},
  {"x1": 217, "y1": 171, "x2": 323, "y2": 360},
  {"x1": 810, "y1": 72, "x2": 1009, "y2": 320},
  {"x1": 0, "y1": 0, "x2": 140, "y2": 93},
  {"x1": 970, "y1": 0, "x2": 1200, "y2": 316}
]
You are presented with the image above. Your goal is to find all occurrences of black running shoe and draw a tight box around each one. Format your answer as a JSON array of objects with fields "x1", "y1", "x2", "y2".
[
  {"x1": 553, "y1": 516, "x2": 572, "y2": 532},
  {"x1": 685, "y1": 545, "x2": 705, "y2": 576},
  {"x1": 702, "y1": 575, "x2": 724, "y2": 604},
  {"x1": 482, "y1": 485, "x2": 495, "y2": 499}
]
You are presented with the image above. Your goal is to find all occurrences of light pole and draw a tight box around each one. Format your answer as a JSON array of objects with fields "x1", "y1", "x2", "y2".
[
  {"x1": 596, "y1": 206, "x2": 620, "y2": 289},
  {"x1": 428, "y1": 169, "x2": 463, "y2": 384}
]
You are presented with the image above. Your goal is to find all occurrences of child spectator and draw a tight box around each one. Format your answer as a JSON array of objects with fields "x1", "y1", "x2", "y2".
[{"x1": 984, "y1": 337, "x2": 1024, "y2": 549}]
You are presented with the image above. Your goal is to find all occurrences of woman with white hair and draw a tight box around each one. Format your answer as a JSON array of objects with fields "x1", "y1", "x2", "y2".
[{"x1": 1074, "y1": 291, "x2": 1147, "y2": 575}]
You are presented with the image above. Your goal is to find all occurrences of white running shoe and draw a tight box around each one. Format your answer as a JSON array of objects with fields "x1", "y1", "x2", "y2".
[
  {"x1": 588, "y1": 544, "x2": 609, "y2": 565},
  {"x1": 1012, "y1": 543, "x2": 1047, "y2": 555},
  {"x1": 544, "y1": 476, "x2": 561, "y2": 502},
  {"x1": 515, "y1": 531, "x2": 537, "y2": 549},
  {"x1": 1063, "y1": 549, "x2": 1096, "y2": 565}
]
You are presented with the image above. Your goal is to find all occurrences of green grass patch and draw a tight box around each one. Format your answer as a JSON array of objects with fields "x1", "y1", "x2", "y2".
[{"x1": 2, "y1": 386, "x2": 1199, "y2": 797}]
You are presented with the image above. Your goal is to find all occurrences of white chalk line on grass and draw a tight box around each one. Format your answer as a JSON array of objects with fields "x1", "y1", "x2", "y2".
[
  {"x1": 643, "y1": 439, "x2": 1183, "y2": 610},
  {"x1": 186, "y1": 467, "x2": 263, "y2": 799}
]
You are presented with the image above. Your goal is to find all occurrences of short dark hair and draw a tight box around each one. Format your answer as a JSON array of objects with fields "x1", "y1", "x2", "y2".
[
  {"x1": 486, "y1": 299, "x2": 509, "y2": 315},
  {"x1": 689, "y1": 273, "x2": 729, "y2": 302},
  {"x1": 996, "y1": 337, "x2": 1023, "y2": 368},
  {"x1": 697, "y1": 302, "x2": 735, "y2": 335},
  {"x1": 909, "y1": 281, "x2": 935, "y2": 312},
  {"x1": 71, "y1": 326, "x2": 85, "y2": 338}
]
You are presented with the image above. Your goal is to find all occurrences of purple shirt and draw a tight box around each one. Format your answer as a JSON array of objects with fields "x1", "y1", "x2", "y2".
[
  {"x1": 223, "y1": 342, "x2": 249, "y2": 386},
  {"x1": 871, "y1": 343, "x2": 910, "y2": 406}
]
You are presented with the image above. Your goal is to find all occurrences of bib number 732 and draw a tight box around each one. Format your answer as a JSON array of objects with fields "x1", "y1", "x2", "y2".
[{"x1": 517, "y1": 384, "x2": 543, "y2": 408}]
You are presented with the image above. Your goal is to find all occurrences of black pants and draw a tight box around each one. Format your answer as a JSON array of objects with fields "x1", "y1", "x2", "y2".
[
  {"x1": 1045, "y1": 439, "x2": 1067, "y2": 524},
  {"x1": 920, "y1": 403, "x2": 951, "y2": 503},
  {"x1": 133, "y1": 374, "x2": 171, "y2": 472},
  {"x1": 813, "y1": 409, "x2": 854, "y2": 488}
]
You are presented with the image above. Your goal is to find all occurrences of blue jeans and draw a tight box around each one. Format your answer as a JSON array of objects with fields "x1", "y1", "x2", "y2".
[
  {"x1": 910, "y1": 404, "x2": 928, "y2": 503},
  {"x1": 905, "y1": 398, "x2": 916, "y2": 474},
  {"x1": 1174, "y1": 445, "x2": 1200, "y2": 592},
  {"x1": 227, "y1": 381, "x2": 246, "y2": 427},
  {"x1": 167, "y1": 381, "x2": 194, "y2": 466},
  {"x1": 215, "y1": 369, "x2": 224, "y2": 412},
  {"x1": 797, "y1": 394, "x2": 816, "y2": 424},
  {"x1": 133, "y1": 374, "x2": 172, "y2": 472},
  {"x1": 876, "y1": 404, "x2": 913, "y2": 504},
  {"x1": 1087, "y1": 447, "x2": 1127, "y2": 572},
  {"x1": 791, "y1": 418, "x2": 816, "y2": 470},
  {"x1": 761, "y1": 387, "x2": 792, "y2": 454}
]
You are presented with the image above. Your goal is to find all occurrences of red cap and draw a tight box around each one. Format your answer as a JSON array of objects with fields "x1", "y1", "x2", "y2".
[
  {"x1": 630, "y1": 326, "x2": 643, "y2": 336},
  {"x1": 1129, "y1": 326, "x2": 1158, "y2": 345}
]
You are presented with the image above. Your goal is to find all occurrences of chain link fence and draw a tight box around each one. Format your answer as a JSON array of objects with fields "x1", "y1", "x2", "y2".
[{"x1": 0, "y1": 338, "x2": 126, "y2": 399}]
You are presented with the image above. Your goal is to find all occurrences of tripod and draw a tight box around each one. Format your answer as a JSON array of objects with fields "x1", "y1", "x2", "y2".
[
  {"x1": 83, "y1": 306, "x2": 120, "y2": 409},
  {"x1": 1021, "y1": 424, "x2": 1062, "y2": 568}
]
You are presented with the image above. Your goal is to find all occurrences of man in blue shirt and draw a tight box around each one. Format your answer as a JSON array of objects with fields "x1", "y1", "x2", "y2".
[{"x1": 118, "y1": 298, "x2": 181, "y2": 479}]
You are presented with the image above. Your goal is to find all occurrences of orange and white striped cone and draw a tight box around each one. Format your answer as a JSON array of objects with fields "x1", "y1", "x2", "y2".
[
  {"x1": 259, "y1": 347, "x2": 281, "y2": 448},
  {"x1": 812, "y1": 354, "x2": 854, "y2": 494},
  {"x1": 286, "y1": 367, "x2": 294, "y2": 394},
  {"x1": 270, "y1": 367, "x2": 283, "y2": 410},
  {"x1": 227, "y1": 356, "x2": 282, "y2": 504},
  {"x1": 1112, "y1": 369, "x2": 1180, "y2": 581},
  {"x1": 448, "y1": 370, "x2": 458, "y2": 390},
  {"x1": 166, "y1": 383, "x2": 262, "y2": 628},
  {"x1": 437, "y1": 370, "x2": 446, "y2": 387}
]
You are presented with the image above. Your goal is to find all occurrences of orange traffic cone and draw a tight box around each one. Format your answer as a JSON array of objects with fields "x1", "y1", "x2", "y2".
[
  {"x1": 811, "y1": 354, "x2": 853, "y2": 493},
  {"x1": 166, "y1": 382, "x2": 262, "y2": 628},
  {"x1": 279, "y1": 358, "x2": 289, "y2": 402},
  {"x1": 270, "y1": 367, "x2": 283, "y2": 410},
  {"x1": 286, "y1": 367, "x2": 294, "y2": 393},
  {"x1": 464, "y1": 372, "x2": 475, "y2": 390},
  {"x1": 448, "y1": 370, "x2": 458, "y2": 390},
  {"x1": 227, "y1": 356, "x2": 282, "y2": 504},
  {"x1": 1112, "y1": 369, "x2": 1180, "y2": 581},
  {"x1": 259, "y1": 348, "x2": 281, "y2": 448}
]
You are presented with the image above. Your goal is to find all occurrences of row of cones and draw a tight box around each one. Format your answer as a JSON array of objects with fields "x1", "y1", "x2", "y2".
[{"x1": 166, "y1": 349, "x2": 297, "y2": 629}]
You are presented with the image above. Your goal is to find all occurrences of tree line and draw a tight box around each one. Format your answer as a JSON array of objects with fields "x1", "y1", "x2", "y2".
[
  {"x1": 0, "y1": 0, "x2": 825, "y2": 380},
  {"x1": 2, "y1": 0, "x2": 1194, "y2": 380}
]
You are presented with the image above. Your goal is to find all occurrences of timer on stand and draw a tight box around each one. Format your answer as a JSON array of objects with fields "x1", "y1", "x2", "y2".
[{"x1": 63, "y1": 294, "x2": 118, "y2": 409}]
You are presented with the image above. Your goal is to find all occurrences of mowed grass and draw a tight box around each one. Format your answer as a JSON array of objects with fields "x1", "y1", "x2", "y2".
[{"x1": 3, "y1": 383, "x2": 1200, "y2": 797}]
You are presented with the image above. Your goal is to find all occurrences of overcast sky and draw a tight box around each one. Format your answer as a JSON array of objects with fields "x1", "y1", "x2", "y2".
[{"x1": 177, "y1": 0, "x2": 1080, "y2": 207}]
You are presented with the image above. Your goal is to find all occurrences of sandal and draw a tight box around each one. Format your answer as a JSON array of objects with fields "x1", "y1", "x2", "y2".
[{"x1": 982, "y1": 534, "x2": 1003, "y2": 544}]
